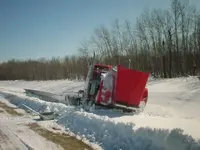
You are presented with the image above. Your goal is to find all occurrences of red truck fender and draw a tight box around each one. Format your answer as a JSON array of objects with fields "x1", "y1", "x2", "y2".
[{"x1": 142, "y1": 88, "x2": 148, "y2": 103}]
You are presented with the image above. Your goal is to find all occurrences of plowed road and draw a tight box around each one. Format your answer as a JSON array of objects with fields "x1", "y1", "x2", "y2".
[{"x1": 0, "y1": 122, "x2": 28, "y2": 150}]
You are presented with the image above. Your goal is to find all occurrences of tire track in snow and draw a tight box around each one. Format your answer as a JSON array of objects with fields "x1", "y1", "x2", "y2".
[{"x1": 0, "y1": 121, "x2": 28, "y2": 150}]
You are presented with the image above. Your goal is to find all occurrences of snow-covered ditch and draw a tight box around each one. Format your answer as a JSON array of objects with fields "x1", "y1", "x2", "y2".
[{"x1": 0, "y1": 90, "x2": 200, "y2": 150}]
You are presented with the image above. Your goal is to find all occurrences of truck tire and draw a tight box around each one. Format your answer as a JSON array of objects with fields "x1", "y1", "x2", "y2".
[{"x1": 138, "y1": 97, "x2": 147, "y2": 113}]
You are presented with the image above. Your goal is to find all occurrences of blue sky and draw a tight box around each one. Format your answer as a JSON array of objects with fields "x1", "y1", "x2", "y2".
[{"x1": 0, "y1": 0, "x2": 199, "y2": 61}]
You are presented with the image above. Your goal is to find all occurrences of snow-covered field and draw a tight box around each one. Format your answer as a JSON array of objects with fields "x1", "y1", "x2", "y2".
[{"x1": 0, "y1": 76, "x2": 200, "y2": 150}]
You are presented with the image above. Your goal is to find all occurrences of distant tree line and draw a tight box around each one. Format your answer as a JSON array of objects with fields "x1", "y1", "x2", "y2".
[
  {"x1": 0, "y1": 57, "x2": 89, "y2": 80},
  {"x1": 0, "y1": 0, "x2": 200, "y2": 80}
]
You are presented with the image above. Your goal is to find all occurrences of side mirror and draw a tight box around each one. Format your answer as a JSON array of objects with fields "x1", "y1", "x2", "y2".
[
  {"x1": 78, "y1": 90, "x2": 84, "y2": 97},
  {"x1": 78, "y1": 90, "x2": 84, "y2": 94}
]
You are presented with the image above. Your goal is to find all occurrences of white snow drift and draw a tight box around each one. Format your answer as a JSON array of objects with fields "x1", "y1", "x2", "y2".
[{"x1": 0, "y1": 76, "x2": 200, "y2": 150}]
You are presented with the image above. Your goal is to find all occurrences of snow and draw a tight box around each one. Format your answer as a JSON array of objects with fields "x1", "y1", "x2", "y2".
[
  {"x1": 0, "y1": 79, "x2": 84, "y2": 96},
  {"x1": 0, "y1": 121, "x2": 29, "y2": 150},
  {"x1": 0, "y1": 76, "x2": 200, "y2": 150},
  {"x1": 0, "y1": 96, "x2": 64, "y2": 150}
]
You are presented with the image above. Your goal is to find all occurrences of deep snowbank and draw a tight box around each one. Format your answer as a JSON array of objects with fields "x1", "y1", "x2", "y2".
[
  {"x1": 0, "y1": 90, "x2": 200, "y2": 150},
  {"x1": 58, "y1": 111, "x2": 200, "y2": 150}
]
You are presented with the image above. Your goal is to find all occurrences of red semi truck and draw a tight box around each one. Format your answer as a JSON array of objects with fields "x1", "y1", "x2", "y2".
[{"x1": 71, "y1": 64, "x2": 150, "y2": 113}]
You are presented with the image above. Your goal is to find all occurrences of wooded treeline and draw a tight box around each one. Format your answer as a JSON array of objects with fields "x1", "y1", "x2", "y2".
[
  {"x1": 0, "y1": 0, "x2": 200, "y2": 80},
  {"x1": 0, "y1": 57, "x2": 89, "y2": 80}
]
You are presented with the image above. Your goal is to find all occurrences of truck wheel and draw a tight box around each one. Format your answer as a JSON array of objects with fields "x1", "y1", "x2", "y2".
[
  {"x1": 82, "y1": 99, "x2": 95, "y2": 112},
  {"x1": 89, "y1": 102, "x2": 96, "y2": 112},
  {"x1": 82, "y1": 99, "x2": 89, "y2": 111},
  {"x1": 138, "y1": 99, "x2": 147, "y2": 113}
]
